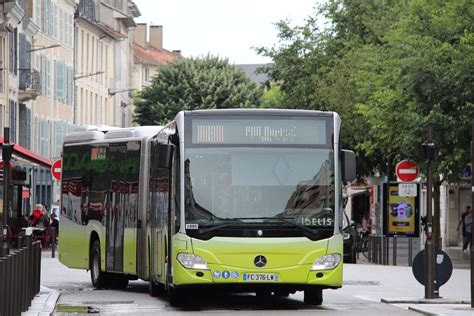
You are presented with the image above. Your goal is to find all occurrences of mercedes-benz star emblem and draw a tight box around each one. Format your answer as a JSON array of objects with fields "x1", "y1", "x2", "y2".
[{"x1": 254, "y1": 255, "x2": 267, "y2": 268}]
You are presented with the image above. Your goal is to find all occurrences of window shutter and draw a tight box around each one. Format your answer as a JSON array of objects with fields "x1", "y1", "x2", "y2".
[{"x1": 56, "y1": 59, "x2": 64, "y2": 101}]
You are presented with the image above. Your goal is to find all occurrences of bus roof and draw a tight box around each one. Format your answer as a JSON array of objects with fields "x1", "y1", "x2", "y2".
[
  {"x1": 182, "y1": 108, "x2": 336, "y2": 117},
  {"x1": 64, "y1": 125, "x2": 162, "y2": 144}
]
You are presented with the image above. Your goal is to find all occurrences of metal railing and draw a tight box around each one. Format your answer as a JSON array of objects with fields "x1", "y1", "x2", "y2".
[
  {"x1": 0, "y1": 235, "x2": 41, "y2": 316},
  {"x1": 19, "y1": 69, "x2": 41, "y2": 92}
]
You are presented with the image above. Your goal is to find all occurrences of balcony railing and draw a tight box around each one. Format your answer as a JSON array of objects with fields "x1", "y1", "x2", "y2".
[
  {"x1": 1, "y1": 0, "x2": 26, "y2": 10},
  {"x1": 19, "y1": 69, "x2": 40, "y2": 91},
  {"x1": 76, "y1": 0, "x2": 97, "y2": 21}
]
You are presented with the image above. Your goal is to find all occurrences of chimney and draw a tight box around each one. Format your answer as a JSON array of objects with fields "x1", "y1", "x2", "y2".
[
  {"x1": 134, "y1": 23, "x2": 147, "y2": 48},
  {"x1": 149, "y1": 25, "x2": 163, "y2": 50}
]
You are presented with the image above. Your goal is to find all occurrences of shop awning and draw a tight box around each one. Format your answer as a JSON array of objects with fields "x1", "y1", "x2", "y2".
[{"x1": 0, "y1": 138, "x2": 52, "y2": 169}]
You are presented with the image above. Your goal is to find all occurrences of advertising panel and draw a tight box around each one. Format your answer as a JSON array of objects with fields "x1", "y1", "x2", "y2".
[{"x1": 384, "y1": 183, "x2": 420, "y2": 237}]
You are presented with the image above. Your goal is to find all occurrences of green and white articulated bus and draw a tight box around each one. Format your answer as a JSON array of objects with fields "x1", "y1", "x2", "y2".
[{"x1": 59, "y1": 109, "x2": 356, "y2": 306}]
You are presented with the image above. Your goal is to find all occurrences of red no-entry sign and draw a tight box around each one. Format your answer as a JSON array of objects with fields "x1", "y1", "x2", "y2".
[
  {"x1": 396, "y1": 160, "x2": 419, "y2": 182},
  {"x1": 51, "y1": 159, "x2": 62, "y2": 181}
]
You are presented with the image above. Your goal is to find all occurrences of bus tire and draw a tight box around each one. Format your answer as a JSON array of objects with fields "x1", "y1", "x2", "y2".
[
  {"x1": 90, "y1": 240, "x2": 107, "y2": 289},
  {"x1": 110, "y1": 274, "x2": 129, "y2": 289},
  {"x1": 304, "y1": 288, "x2": 323, "y2": 305},
  {"x1": 149, "y1": 275, "x2": 165, "y2": 297},
  {"x1": 149, "y1": 279, "x2": 160, "y2": 297},
  {"x1": 168, "y1": 287, "x2": 187, "y2": 307}
]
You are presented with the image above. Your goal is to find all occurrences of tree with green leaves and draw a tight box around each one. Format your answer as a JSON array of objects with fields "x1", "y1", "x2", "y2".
[
  {"x1": 134, "y1": 55, "x2": 263, "y2": 125},
  {"x1": 258, "y1": 0, "x2": 473, "y2": 245},
  {"x1": 256, "y1": 0, "x2": 402, "y2": 177},
  {"x1": 355, "y1": 0, "x2": 474, "y2": 244}
]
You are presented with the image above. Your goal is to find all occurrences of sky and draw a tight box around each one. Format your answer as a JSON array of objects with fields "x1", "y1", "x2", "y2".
[{"x1": 133, "y1": 0, "x2": 320, "y2": 64}]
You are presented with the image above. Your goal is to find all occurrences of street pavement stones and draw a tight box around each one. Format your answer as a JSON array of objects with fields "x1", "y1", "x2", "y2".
[{"x1": 23, "y1": 249, "x2": 473, "y2": 315}]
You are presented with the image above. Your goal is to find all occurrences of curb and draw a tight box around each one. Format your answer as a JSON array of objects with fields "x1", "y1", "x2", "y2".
[
  {"x1": 407, "y1": 306, "x2": 437, "y2": 316},
  {"x1": 22, "y1": 286, "x2": 60, "y2": 316},
  {"x1": 381, "y1": 297, "x2": 470, "y2": 304}
]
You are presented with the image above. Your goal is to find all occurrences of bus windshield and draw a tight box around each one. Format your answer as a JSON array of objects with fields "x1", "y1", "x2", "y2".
[{"x1": 184, "y1": 147, "x2": 335, "y2": 236}]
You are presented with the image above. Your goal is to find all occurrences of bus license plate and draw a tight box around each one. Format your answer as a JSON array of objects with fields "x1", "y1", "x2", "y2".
[{"x1": 242, "y1": 273, "x2": 278, "y2": 282}]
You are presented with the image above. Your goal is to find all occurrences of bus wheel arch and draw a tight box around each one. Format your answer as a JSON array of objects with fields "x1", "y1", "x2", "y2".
[{"x1": 90, "y1": 236, "x2": 107, "y2": 289}]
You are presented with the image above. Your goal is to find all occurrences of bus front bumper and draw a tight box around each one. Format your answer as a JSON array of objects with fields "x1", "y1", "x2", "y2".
[{"x1": 172, "y1": 261, "x2": 343, "y2": 290}]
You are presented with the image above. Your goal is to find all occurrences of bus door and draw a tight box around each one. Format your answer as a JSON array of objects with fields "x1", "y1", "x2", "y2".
[
  {"x1": 106, "y1": 144, "x2": 126, "y2": 273},
  {"x1": 150, "y1": 141, "x2": 171, "y2": 281},
  {"x1": 123, "y1": 141, "x2": 141, "y2": 275}
]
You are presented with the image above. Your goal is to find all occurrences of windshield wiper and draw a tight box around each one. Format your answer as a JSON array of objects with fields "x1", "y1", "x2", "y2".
[
  {"x1": 224, "y1": 217, "x2": 322, "y2": 238},
  {"x1": 196, "y1": 222, "x2": 236, "y2": 234}
]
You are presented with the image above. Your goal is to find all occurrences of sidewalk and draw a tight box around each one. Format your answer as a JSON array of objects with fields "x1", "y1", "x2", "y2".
[
  {"x1": 22, "y1": 286, "x2": 60, "y2": 316},
  {"x1": 357, "y1": 245, "x2": 471, "y2": 269},
  {"x1": 356, "y1": 248, "x2": 472, "y2": 315}
]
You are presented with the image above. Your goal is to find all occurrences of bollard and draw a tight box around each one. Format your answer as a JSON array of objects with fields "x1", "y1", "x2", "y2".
[
  {"x1": 380, "y1": 235, "x2": 384, "y2": 265},
  {"x1": 15, "y1": 251, "x2": 22, "y2": 314},
  {"x1": 380, "y1": 235, "x2": 388, "y2": 265},
  {"x1": 373, "y1": 236, "x2": 379, "y2": 264},
  {"x1": 408, "y1": 237, "x2": 413, "y2": 267},
  {"x1": 34, "y1": 241, "x2": 41, "y2": 294},
  {"x1": 6, "y1": 254, "x2": 13, "y2": 316},
  {"x1": 29, "y1": 240, "x2": 35, "y2": 301},
  {"x1": 22, "y1": 247, "x2": 28, "y2": 311},
  {"x1": 0, "y1": 258, "x2": 6, "y2": 316},
  {"x1": 393, "y1": 235, "x2": 397, "y2": 266},
  {"x1": 368, "y1": 236, "x2": 372, "y2": 262},
  {"x1": 51, "y1": 227, "x2": 56, "y2": 258}
]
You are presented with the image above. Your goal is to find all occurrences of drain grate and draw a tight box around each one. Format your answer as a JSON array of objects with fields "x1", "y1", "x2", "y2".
[
  {"x1": 56, "y1": 305, "x2": 99, "y2": 313},
  {"x1": 81, "y1": 301, "x2": 135, "y2": 305}
]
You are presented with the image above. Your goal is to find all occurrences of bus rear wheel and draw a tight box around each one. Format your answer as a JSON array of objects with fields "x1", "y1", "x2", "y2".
[
  {"x1": 109, "y1": 274, "x2": 129, "y2": 289},
  {"x1": 90, "y1": 240, "x2": 108, "y2": 289},
  {"x1": 304, "y1": 288, "x2": 323, "y2": 305}
]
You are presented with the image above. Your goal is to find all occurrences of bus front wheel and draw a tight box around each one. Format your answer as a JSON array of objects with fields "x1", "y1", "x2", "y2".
[
  {"x1": 304, "y1": 288, "x2": 323, "y2": 305},
  {"x1": 168, "y1": 287, "x2": 188, "y2": 307},
  {"x1": 90, "y1": 240, "x2": 107, "y2": 289}
]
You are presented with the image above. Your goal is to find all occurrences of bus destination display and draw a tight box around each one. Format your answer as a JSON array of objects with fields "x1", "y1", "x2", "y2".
[{"x1": 192, "y1": 119, "x2": 327, "y2": 145}]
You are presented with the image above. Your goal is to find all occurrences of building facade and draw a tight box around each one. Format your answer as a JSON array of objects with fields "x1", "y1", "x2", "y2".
[
  {"x1": 131, "y1": 23, "x2": 180, "y2": 91},
  {"x1": 0, "y1": 0, "x2": 143, "y2": 214}
]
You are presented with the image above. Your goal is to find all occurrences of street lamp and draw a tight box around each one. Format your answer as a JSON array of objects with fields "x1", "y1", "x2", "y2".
[
  {"x1": 384, "y1": 152, "x2": 400, "y2": 265},
  {"x1": 108, "y1": 88, "x2": 136, "y2": 96},
  {"x1": 27, "y1": 44, "x2": 60, "y2": 53},
  {"x1": 422, "y1": 123, "x2": 436, "y2": 299}
]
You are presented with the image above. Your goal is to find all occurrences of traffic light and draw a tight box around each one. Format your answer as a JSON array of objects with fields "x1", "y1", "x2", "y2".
[{"x1": 2, "y1": 143, "x2": 14, "y2": 163}]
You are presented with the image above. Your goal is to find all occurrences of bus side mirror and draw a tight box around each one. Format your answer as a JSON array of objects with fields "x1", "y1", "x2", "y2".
[
  {"x1": 158, "y1": 144, "x2": 173, "y2": 169},
  {"x1": 342, "y1": 150, "x2": 356, "y2": 182}
]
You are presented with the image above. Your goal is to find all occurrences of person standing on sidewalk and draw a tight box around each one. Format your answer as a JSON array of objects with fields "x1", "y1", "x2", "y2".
[{"x1": 457, "y1": 205, "x2": 472, "y2": 253}]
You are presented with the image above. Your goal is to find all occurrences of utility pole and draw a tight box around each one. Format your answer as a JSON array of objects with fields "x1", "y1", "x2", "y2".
[
  {"x1": 423, "y1": 124, "x2": 435, "y2": 299},
  {"x1": 471, "y1": 122, "x2": 473, "y2": 308},
  {"x1": 1, "y1": 127, "x2": 13, "y2": 257}
]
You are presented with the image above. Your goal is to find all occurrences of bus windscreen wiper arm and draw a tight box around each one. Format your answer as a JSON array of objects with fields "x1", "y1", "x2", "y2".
[
  {"x1": 197, "y1": 223, "x2": 236, "y2": 234},
  {"x1": 228, "y1": 217, "x2": 320, "y2": 238}
]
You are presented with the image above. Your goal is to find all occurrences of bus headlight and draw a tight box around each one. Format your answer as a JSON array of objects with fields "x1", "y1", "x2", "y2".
[
  {"x1": 177, "y1": 253, "x2": 210, "y2": 270},
  {"x1": 311, "y1": 253, "x2": 342, "y2": 270}
]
